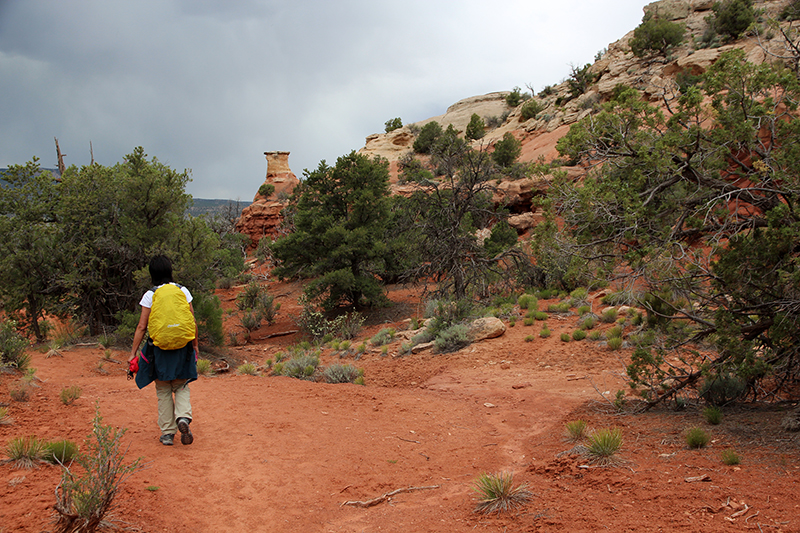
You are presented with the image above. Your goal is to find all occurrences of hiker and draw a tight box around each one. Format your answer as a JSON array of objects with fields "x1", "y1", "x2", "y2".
[{"x1": 129, "y1": 255, "x2": 199, "y2": 446}]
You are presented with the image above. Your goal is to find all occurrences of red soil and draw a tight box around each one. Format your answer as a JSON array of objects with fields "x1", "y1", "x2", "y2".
[{"x1": 1, "y1": 280, "x2": 799, "y2": 532}]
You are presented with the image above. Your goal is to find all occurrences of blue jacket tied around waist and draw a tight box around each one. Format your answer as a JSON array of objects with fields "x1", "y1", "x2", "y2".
[{"x1": 134, "y1": 339, "x2": 197, "y2": 389}]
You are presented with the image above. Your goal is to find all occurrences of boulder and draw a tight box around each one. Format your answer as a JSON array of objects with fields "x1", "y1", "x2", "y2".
[{"x1": 468, "y1": 317, "x2": 506, "y2": 342}]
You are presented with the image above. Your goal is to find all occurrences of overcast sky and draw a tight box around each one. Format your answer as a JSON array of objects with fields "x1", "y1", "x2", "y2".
[{"x1": 0, "y1": 0, "x2": 650, "y2": 200}]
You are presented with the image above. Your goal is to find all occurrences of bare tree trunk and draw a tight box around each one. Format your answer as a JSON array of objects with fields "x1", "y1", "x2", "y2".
[{"x1": 54, "y1": 137, "x2": 66, "y2": 177}]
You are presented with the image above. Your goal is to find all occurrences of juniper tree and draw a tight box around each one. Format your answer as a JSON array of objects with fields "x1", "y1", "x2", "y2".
[{"x1": 554, "y1": 50, "x2": 800, "y2": 414}]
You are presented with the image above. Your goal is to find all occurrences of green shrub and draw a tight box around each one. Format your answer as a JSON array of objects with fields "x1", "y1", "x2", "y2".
[
  {"x1": 585, "y1": 428, "x2": 623, "y2": 465},
  {"x1": 239, "y1": 309, "x2": 262, "y2": 334},
  {"x1": 534, "y1": 311, "x2": 549, "y2": 321},
  {"x1": 0, "y1": 320, "x2": 29, "y2": 370},
  {"x1": 607, "y1": 337, "x2": 623, "y2": 350},
  {"x1": 686, "y1": 427, "x2": 710, "y2": 449},
  {"x1": 322, "y1": 364, "x2": 363, "y2": 384},
  {"x1": 434, "y1": 324, "x2": 471, "y2": 353},
  {"x1": 630, "y1": 13, "x2": 685, "y2": 57},
  {"x1": 196, "y1": 359, "x2": 212, "y2": 376},
  {"x1": 520, "y1": 99, "x2": 545, "y2": 121},
  {"x1": 567, "y1": 63, "x2": 596, "y2": 100},
  {"x1": 237, "y1": 362, "x2": 258, "y2": 375},
  {"x1": 547, "y1": 303, "x2": 571, "y2": 313},
  {"x1": 607, "y1": 325, "x2": 623, "y2": 339},
  {"x1": 54, "y1": 406, "x2": 143, "y2": 531},
  {"x1": 580, "y1": 316, "x2": 597, "y2": 330},
  {"x1": 703, "y1": 406, "x2": 723, "y2": 425},
  {"x1": 560, "y1": 333, "x2": 571, "y2": 342},
  {"x1": 711, "y1": 0, "x2": 755, "y2": 42},
  {"x1": 540, "y1": 326, "x2": 551, "y2": 338},
  {"x1": 601, "y1": 308, "x2": 618, "y2": 323},
  {"x1": 523, "y1": 317, "x2": 534, "y2": 326},
  {"x1": 9, "y1": 381, "x2": 31, "y2": 402},
  {"x1": 565, "y1": 420, "x2": 587, "y2": 442},
  {"x1": 237, "y1": 282, "x2": 262, "y2": 310},
  {"x1": 492, "y1": 132, "x2": 522, "y2": 168},
  {"x1": 505, "y1": 87, "x2": 525, "y2": 107},
  {"x1": 465, "y1": 113, "x2": 486, "y2": 140},
  {"x1": 524, "y1": 334, "x2": 535, "y2": 342},
  {"x1": 517, "y1": 294, "x2": 537, "y2": 310},
  {"x1": 60, "y1": 385, "x2": 82, "y2": 406},
  {"x1": 413, "y1": 121, "x2": 443, "y2": 154},
  {"x1": 572, "y1": 329, "x2": 587, "y2": 341},
  {"x1": 370, "y1": 328, "x2": 396, "y2": 347},
  {"x1": 721, "y1": 449, "x2": 741, "y2": 465},
  {"x1": 192, "y1": 291, "x2": 225, "y2": 346},
  {"x1": 278, "y1": 353, "x2": 320, "y2": 380},
  {"x1": 577, "y1": 305, "x2": 591, "y2": 316},
  {"x1": 781, "y1": 0, "x2": 800, "y2": 20},
  {"x1": 43, "y1": 439, "x2": 79, "y2": 465},
  {"x1": 473, "y1": 472, "x2": 531, "y2": 514},
  {"x1": 699, "y1": 372, "x2": 747, "y2": 406},
  {"x1": 258, "y1": 183, "x2": 275, "y2": 198},
  {"x1": 0, "y1": 406, "x2": 11, "y2": 425},
  {"x1": 384, "y1": 117, "x2": 403, "y2": 133},
  {"x1": 588, "y1": 330, "x2": 602, "y2": 341}
]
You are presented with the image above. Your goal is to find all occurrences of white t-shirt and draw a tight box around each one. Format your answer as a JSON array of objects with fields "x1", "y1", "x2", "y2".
[{"x1": 139, "y1": 283, "x2": 193, "y2": 309}]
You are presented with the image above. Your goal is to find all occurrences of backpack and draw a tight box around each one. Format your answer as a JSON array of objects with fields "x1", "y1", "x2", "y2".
[{"x1": 148, "y1": 283, "x2": 196, "y2": 350}]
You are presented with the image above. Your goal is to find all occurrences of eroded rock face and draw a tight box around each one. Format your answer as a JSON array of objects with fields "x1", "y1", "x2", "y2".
[{"x1": 235, "y1": 151, "x2": 299, "y2": 246}]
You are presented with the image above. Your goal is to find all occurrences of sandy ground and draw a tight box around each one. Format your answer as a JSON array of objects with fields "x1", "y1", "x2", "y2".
[{"x1": 1, "y1": 281, "x2": 799, "y2": 532}]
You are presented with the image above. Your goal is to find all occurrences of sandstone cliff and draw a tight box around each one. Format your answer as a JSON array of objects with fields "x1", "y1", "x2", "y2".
[
  {"x1": 355, "y1": 0, "x2": 791, "y2": 234},
  {"x1": 240, "y1": 0, "x2": 792, "y2": 241}
]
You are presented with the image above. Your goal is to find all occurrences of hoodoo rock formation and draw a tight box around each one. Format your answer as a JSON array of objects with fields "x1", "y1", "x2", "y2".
[{"x1": 235, "y1": 151, "x2": 299, "y2": 246}]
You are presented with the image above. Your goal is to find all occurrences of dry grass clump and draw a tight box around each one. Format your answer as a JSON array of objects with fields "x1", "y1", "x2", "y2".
[
  {"x1": 4, "y1": 435, "x2": 46, "y2": 469},
  {"x1": 564, "y1": 420, "x2": 588, "y2": 442},
  {"x1": 473, "y1": 472, "x2": 531, "y2": 514},
  {"x1": 583, "y1": 428, "x2": 623, "y2": 466},
  {"x1": 60, "y1": 385, "x2": 82, "y2": 405}
]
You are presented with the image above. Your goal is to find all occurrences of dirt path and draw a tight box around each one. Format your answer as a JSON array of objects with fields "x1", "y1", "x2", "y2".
[{"x1": 2, "y1": 285, "x2": 799, "y2": 532}]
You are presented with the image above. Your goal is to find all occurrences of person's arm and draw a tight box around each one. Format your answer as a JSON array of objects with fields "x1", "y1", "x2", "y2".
[
  {"x1": 129, "y1": 307, "x2": 151, "y2": 363},
  {"x1": 189, "y1": 303, "x2": 200, "y2": 358}
]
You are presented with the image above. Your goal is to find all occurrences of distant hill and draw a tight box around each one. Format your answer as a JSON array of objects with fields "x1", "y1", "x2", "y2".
[{"x1": 187, "y1": 198, "x2": 251, "y2": 218}]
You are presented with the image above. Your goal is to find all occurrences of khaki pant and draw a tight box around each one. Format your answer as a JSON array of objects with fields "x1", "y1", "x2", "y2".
[{"x1": 155, "y1": 379, "x2": 192, "y2": 435}]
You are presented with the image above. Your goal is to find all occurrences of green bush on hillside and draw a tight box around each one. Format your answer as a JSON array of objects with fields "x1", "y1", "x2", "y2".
[
  {"x1": 630, "y1": 13, "x2": 685, "y2": 57},
  {"x1": 711, "y1": 0, "x2": 755, "y2": 42},
  {"x1": 466, "y1": 113, "x2": 486, "y2": 140},
  {"x1": 413, "y1": 121, "x2": 444, "y2": 154}
]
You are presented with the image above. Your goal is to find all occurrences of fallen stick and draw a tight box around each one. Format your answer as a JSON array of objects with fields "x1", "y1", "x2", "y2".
[
  {"x1": 256, "y1": 330, "x2": 299, "y2": 340},
  {"x1": 341, "y1": 485, "x2": 440, "y2": 508}
]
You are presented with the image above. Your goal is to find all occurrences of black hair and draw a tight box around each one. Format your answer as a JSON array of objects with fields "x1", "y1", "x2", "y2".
[{"x1": 149, "y1": 255, "x2": 174, "y2": 286}]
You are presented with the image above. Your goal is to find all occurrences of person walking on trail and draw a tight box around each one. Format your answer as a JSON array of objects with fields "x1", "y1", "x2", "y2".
[{"x1": 129, "y1": 255, "x2": 199, "y2": 446}]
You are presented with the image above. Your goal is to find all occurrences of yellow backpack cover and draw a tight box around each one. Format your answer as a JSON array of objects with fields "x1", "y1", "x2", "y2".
[{"x1": 148, "y1": 283, "x2": 196, "y2": 350}]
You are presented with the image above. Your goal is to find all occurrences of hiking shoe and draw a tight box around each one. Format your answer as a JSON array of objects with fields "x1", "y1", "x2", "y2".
[
  {"x1": 160, "y1": 434, "x2": 174, "y2": 446},
  {"x1": 177, "y1": 418, "x2": 193, "y2": 445}
]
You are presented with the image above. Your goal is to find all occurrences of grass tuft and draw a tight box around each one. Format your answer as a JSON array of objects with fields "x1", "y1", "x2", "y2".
[
  {"x1": 236, "y1": 362, "x2": 258, "y2": 376},
  {"x1": 43, "y1": 439, "x2": 80, "y2": 465},
  {"x1": 721, "y1": 449, "x2": 741, "y2": 465},
  {"x1": 564, "y1": 420, "x2": 587, "y2": 442},
  {"x1": 686, "y1": 427, "x2": 710, "y2": 449},
  {"x1": 5, "y1": 435, "x2": 46, "y2": 469},
  {"x1": 703, "y1": 406, "x2": 723, "y2": 425},
  {"x1": 473, "y1": 472, "x2": 531, "y2": 514},
  {"x1": 196, "y1": 358, "x2": 212, "y2": 376},
  {"x1": 59, "y1": 385, "x2": 82, "y2": 406},
  {"x1": 584, "y1": 428, "x2": 623, "y2": 465}
]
